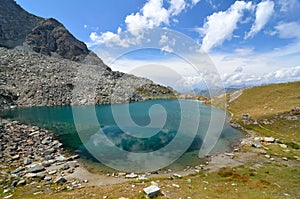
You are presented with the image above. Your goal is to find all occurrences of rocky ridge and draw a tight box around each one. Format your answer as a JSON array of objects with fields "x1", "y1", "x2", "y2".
[
  {"x1": 0, "y1": 47, "x2": 176, "y2": 108},
  {"x1": 0, "y1": 0, "x2": 177, "y2": 109}
]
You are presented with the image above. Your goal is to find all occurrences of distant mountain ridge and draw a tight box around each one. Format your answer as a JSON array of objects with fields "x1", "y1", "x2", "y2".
[{"x1": 0, "y1": 0, "x2": 177, "y2": 108}]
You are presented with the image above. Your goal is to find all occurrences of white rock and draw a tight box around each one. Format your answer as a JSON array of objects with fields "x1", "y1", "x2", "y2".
[
  {"x1": 125, "y1": 173, "x2": 138, "y2": 178},
  {"x1": 224, "y1": 152, "x2": 234, "y2": 157},
  {"x1": 3, "y1": 189, "x2": 10, "y2": 194},
  {"x1": 138, "y1": 175, "x2": 148, "y2": 181},
  {"x1": 3, "y1": 194, "x2": 13, "y2": 199},
  {"x1": 143, "y1": 185, "x2": 161, "y2": 198},
  {"x1": 263, "y1": 137, "x2": 276, "y2": 143},
  {"x1": 173, "y1": 173, "x2": 182, "y2": 178},
  {"x1": 279, "y1": 144, "x2": 288, "y2": 149},
  {"x1": 172, "y1": 183, "x2": 180, "y2": 188},
  {"x1": 265, "y1": 154, "x2": 271, "y2": 159}
]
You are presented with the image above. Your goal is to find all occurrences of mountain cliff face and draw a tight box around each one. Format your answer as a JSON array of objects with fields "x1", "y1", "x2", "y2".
[
  {"x1": 0, "y1": 0, "x2": 177, "y2": 108},
  {"x1": 0, "y1": 0, "x2": 105, "y2": 66}
]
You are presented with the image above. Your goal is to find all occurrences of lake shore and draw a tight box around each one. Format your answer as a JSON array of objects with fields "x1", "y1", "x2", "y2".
[{"x1": 0, "y1": 115, "x2": 252, "y2": 188}]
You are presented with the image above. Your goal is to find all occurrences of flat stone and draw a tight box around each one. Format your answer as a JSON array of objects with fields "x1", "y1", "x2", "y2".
[
  {"x1": 125, "y1": 173, "x2": 138, "y2": 178},
  {"x1": 143, "y1": 185, "x2": 161, "y2": 198},
  {"x1": 138, "y1": 175, "x2": 148, "y2": 181},
  {"x1": 44, "y1": 176, "x2": 52, "y2": 181},
  {"x1": 42, "y1": 161, "x2": 52, "y2": 167},
  {"x1": 27, "y1": 163, "x2": 45, "y2": 173},
  {"x1": 36, "y1": 174, "x2": 46, "y2": 180},
  {"x1": 48, "y1": 170, "x2": 57, "y2": 175},
  {"x1": 173, "y1": 173, "x2": 182, "y2": 178},
  {"x1": 252, "y1": 143, "x2": 262, "y2": 148},
  {"x1": 3, "y1": 194, "x2": 13, "y2": 199},
  {"x1": 17, "y1": 180, "x2": 26, "y2": 186},
  {"x1": 43, "y1": 148, "x2": 55, "y2": 156},
  {"x1": 265, "y1": 154, "x2": 271, "y2": 159},
  {"x1": 24, "y1": 173, "x2": 37, "y2": 178},
  {"x1": 172, "y1": 183, "x2": 180, "y2": 188},
  {"x1": 263, "y1": 137, "x2": 276, "y2": 143},
  {"x1": 68, "y1": 155, "x2": 79, "y2": 161},
  {"x1": 55, "y1": 155, "x2": 66, "y2": 162},
  {"x1": 63, "y1": 164, "x2": 70, "y2": 170},
  {"x1": 118, "y1": 172, "x2": 126, "y2": 177},
  {"x1": 11, "y1": 167, "x2": 25, "y2": 174},
  {"x1": 11, "y1": 155, "x2": 20, "y2": 160},
  {"x1": 224, "y1": 153, "x2": 235, "y2": 157},
  {"x1": 23, "y1": 158, "x2": 31, "y2": 165},
  {"x1": 10, "y1": 180, "x2": 18, "y2": 187},
  {"x1": 54, "y1": 176, "x2": 67, "y2": 184},
  {"x1": 279, "y1": 144, "x2": 288, "y2": 149},
  {"x1": 41, "y1": 137, "x2": 51, "y2": 145}
]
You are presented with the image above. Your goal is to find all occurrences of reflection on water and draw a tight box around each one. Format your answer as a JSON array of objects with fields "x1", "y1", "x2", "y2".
[{"x1": 0, "y1": 100, "x2": 243, "y2": 171}]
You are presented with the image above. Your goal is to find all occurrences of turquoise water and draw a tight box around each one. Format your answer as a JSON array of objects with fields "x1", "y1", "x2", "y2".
[{"x1": 0, "y1": 100, "x2": 243, "y2": 171}]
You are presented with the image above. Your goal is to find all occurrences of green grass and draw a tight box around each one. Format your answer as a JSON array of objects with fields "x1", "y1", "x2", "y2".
[
  {"x1": 228, "y1": 81, "x2": 300, "y2": 142},
  {"x1": 228, "y1": 81, "x2": 300, "y2": 120}
]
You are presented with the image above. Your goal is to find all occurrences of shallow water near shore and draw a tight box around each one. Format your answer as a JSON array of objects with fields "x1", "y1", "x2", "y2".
[{"x1": 0, "y1": 99, "x2": 243, "y2": 172}]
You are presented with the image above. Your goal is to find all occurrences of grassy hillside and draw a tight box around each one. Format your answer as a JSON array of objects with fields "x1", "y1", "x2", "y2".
[{"x1": 228, "y1": 81, "x2": 300, "y2": 143}]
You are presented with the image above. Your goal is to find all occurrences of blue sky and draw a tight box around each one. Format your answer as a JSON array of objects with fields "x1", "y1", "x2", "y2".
[{"x1": 16, "y1": 0, "x2": 300, "y2": 89}]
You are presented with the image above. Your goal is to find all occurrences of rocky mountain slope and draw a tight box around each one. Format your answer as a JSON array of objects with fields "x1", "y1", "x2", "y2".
[{"x1": 0, "y1": 0, "x2": 177, "y2": 108}]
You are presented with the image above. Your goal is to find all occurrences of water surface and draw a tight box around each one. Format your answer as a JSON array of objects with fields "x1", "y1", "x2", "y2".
[{"x1": 0, "y1": 100, "x2": 243, "y2": 171}]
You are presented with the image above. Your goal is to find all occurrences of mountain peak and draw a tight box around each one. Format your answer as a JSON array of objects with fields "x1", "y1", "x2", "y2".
[{"x1": 0, "y1": 0, "x2": 107, "y2": 67}]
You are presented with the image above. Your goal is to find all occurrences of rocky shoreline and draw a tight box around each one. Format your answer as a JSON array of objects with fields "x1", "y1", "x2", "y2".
[{"x1": 0, "y1": 119, "x2": 90, "y2": 195}]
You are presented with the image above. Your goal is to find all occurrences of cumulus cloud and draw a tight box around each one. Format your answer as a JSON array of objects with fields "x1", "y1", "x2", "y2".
[
  {"x1": 87, "y1": 0, "x2": 200, "y2": 47},
  {"x1": 87, "y1": 31, "x2": 130, "y2": 48},
  {"x1": 125, "y1": 0, "x2": 169, "y2": 35},
  {"x1": 169, "y1": 0, "x2": 187, "y2": 16},
  {"x1": 275, "y1": 22, "x2": 300, "y2": 39},
  {"x1": 266, "y1": 66, "x2": 300, "y2": 82},
  {"x1": 223, "y1": 68, "x2": 262, "y2": 87},
  {"x1": 222, "y1": 65, "x2": 300, "y2": 87},
  {"x1": 245, "y1": 0, "x2": 274, "y2": 39},
  {"x1": 199, "y1": 1, "x2": 252, "y2": 52}
]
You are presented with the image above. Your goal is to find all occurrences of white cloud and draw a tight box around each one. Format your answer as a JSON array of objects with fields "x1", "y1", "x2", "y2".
[
  {"x1": 245, "y1": 0, "x2": 274, "y2": 39},
  {"x1": 199, "y1": 1, "x2": 252, "y2": 52},
  {"x1": 191, "y1": 0, "x2": 201, "y2": 6},
  {"x1": 234, "y1": 48, "x2": 254, "y2": 56},
  {"x1": 159, "y1": 34, "x2": 169, "y2": 45},
  {"x1": 161, "y1": 45, "x2": 174, "y2": 53},
  {"x1": 169, "y1": 0, "x2": 187, "y2": 16},
  {"x1": 87, "y1": 0, "x2": 199, "y2": 47},
  {"x1": 275, "y1": 22, "x2": 300, "y2": 39},
  {"x1": 278, "y1": 0, "x2": 300, "y2": 13},
  {"x1": 222, "y1": 65, "x2": 300, "y2": 87},
  {"x1": 125, "y1": 0, "x2": 169, "y2": 35},
  {"x1": 87, "y1": 31, "x2": 130, "y2": 48},
  {"x1": 266, "y1": 65, "x2": 300, "y2": 82}
]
